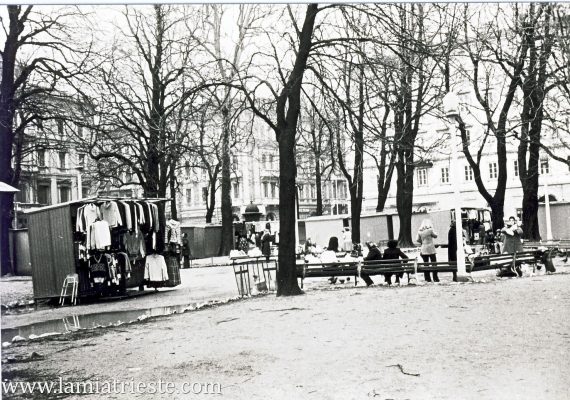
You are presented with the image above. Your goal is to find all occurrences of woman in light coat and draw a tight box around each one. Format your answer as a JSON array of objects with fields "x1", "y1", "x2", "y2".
[{"x1": 417, "y1": 219, "x2": 439, "y2": 282}]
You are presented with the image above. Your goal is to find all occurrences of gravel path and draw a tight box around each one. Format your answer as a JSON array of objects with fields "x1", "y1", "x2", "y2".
[{"x1": 2, "y1": 271, "x2": 569, "y2": 400}]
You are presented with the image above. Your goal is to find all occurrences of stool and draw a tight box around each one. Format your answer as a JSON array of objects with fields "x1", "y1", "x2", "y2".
[{"x1": 59, "y1": 274, "x2": 79, "y2": 306}]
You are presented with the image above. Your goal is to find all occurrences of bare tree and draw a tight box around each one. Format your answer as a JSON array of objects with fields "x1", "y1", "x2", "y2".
[
  {"x1": 79, "y1": 5, "x2": 207, "y2": 248},
  {"x1": 457, "y1": 4, "x2": 532, "y2": 232},
  {"x1": 358, "y1": 4, "x2": 447, "y2": 246},
  {"x1": 0, "y1": 5, "x2": 91, "y2": 274},
  {"x1": 192, "y1": 4, "x2": 262, "y2": 254},
  {"x1": 230, "y1": 4, "x2": 326, "y2": 296},
  {"x1": 296, "y1": 94, "x2": 335, "y2": 217}
]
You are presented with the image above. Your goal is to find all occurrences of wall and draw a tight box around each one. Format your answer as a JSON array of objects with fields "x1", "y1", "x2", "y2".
[
  {"x1": 28, "y1": 205, "x2": 76, "y2": 298},
  {"x1": 304, "y1": 216, "x2": 346, "y2": 247},
  {"x1": 538, "y1": 202, "x2": 570, "y2": 240}
]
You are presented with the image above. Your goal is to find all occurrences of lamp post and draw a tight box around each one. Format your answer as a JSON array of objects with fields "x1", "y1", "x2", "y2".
[
  {"x1": 442, "y1": 91, "x2": 472, "y2": 282},
  {"x1": 543, "y1": 177, "x2": 553, "y2": 241}
]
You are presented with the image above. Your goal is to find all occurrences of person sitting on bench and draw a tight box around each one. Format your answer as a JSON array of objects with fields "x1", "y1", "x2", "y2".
[
  {"x1": 362, "y1": 242, "x2": 382, "y2": 286},
  {"x1": 382, "y1": 239, "x2": 409, "y2": 285}
]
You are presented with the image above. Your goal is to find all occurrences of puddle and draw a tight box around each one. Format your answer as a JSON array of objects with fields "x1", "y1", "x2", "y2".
[{"x1": 1, "y1": 303, "x2": 202, "y2": 343}]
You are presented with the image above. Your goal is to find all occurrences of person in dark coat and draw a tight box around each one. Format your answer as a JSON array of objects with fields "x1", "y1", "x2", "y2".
[
  {"x1": 382, "y1": 239, "x2": 409, "y2": 285},
  {"x1": 327, "y1": 236, "x2": 340, "y2": 253},
  {"x1": 447, "y1": 223, "x2": 459, "y2": 282},
  {"x1": 362, "y1": 242, "x2": 382, "y2": 286},
  {"x1": 261, "y1": 229, "x2": 272, "y2": 260},
  {"x1": 181, "y1": 233, "x2": 190, "y2": 269}
]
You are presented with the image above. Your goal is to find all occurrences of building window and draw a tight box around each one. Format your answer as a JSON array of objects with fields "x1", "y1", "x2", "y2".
[
  {"x1": 185, "y1": 162, "x2": 190, "y2": 177},
  {"x1": 202, "y1": 187, "x2": 208, "y2": 204},
  {"x1": 310, "y1": 184, "x2": 316, "y2": 199},
  {"x1": 59, "y1": 152, "x2": 67, "y2": 169},
  {"x1": 263, "y1": 182, "x2": 269, "y2": 198},
  {"x1": 441, "y1": 167, "x2": 449, "y2": 184},
  {"x1": 232, "y1": 181, "x2": 240, "y2": 199},
  {"x1": 232, "y1": 155, "x2": 239, "y2": 168},
  {"x1": 464, "y1": 165, "x2": 474, "y2": 181},
  {"x1": 462, "y1": 128, "x2": 471, "y2": 146},
  {"x1": 270, "y1": 182, "x2": 277, "y2": 198},
  {"x1": 185, "y1": 188, "x2": 192, "y2": 204},
  {"x1": 37, "y1": 185, "x2": 51, "y2": 205},
  {"x1": 59, "y1": 186, "x2": 71, "y2": 203},
  {"x1": 489, "y1": 162, "x2": 498, "y2": 179},
  {"x1": 78, "y1": 154, "x2": 85, "y2": 168},
  {"x1": 57, "y1": 119, "x2": 65, "y2": 137},
  {"x1": 37, "y1": 149, "x2": 46, "y2": 167},
  {"x1": 261, "y1": 154, "x2": 266, "y2": 169},
  {"x1": 417, "y1": 168, "x2": 427, "y2": 186},
  {"x1": 514, "y1": 160, "x2": 519, "y2": 177},
  {"x1": 540, "y1": 158, "x2": 549, "y2": 175},
  {"x1": 338, "y1": 181, "x2": 347, "y2": 199}
]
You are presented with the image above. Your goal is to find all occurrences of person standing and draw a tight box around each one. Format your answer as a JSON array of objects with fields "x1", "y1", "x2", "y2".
[
  {"x1": 261, "y1": 229, "x2": 272, "y2": 261},
  {"x1": 417, "y1": 219, "x2": 439, "y2": 282},
  {"x1": 342, "y1": 227, "x2": 353, "y2": 252},
  {"x1": 497, "y1": 216, "x2": 524, "y2": 277},
  {"x1": 447, "y1": 222, "x2": 459, "y2": 282},
  {"x1": 181, "y1": 233, "x2": 190, "y2": 269},
  {"x1": 501, "y1": 216, "x2": 523, "y2": 254}
]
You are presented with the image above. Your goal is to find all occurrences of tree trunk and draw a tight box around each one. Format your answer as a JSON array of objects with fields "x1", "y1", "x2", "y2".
[
  {"x1": 220, "y1": 106, "x2": 233, "y2": 256},
  {"x1": 277, "y1": 127, "x2": 303, "y2": 296},
  {"x1": 376, "y1": 176, "x2": 390, "y2": 212},
  {"x1": 396, "y1": 162, "x2": 415, "y2": 247},
  {"x1": 0, "y1": 6, "x2": 20, "y2": 275},
  {"x1": 315, "y1": 157, "x2": 323, "y2": 216},
  {"x1": 489, "y1": 201, "x2": 504, "y2": 233},
  {"x1": 205, "y1": 185, "x2": 214, "y2": 223},
  {"x1": 349, "y1": 187, "x2": 361, "y2": 244},
  {"x1": 275, "y1": 3, "x2": 318, "y2": 297},
  {"x1": 169, "y1": 161, "x2": 178, "y2": 220}
]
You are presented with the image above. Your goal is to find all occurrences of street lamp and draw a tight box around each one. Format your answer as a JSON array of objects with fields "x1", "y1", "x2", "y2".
[
  {"x1": 542, "y1": 175, "x2": 553, "y2": 241},
  {"x1": 442, "y1": 91, "x2": 472, "y2": 282}
]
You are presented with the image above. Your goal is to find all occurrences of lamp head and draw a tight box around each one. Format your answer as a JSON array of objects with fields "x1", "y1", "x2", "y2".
[{"x1": 442, "y1": 92, "x2": 462, "y2": 119}]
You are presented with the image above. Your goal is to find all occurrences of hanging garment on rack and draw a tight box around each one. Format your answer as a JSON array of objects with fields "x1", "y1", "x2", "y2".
[
  {"x1": 115, "y1": 252, "x2": 132, "y2": 279},
  {"x1": 135, "y1": 202, "x2": 145, "y2": 226},
  {"x1": 88, "y1": 253, "x2": 110, "y2": 285},
  {"x1": 90, "y1": 220, "x2": 111, "y2": 250},
  {"x1": 118, "y1": 201, "x2": 132, "y2": 232},
  {"x1": 144, "y1": 254, "x2": 169, "y2": 282},
  {"x1": 80, "y1": 203, "x2": 102, "y2": 247},
  {"x1": 115, "y1": 201, "x2": 128, "y2": 231},
  {"x1": 124, "y1": 227, "x2": 146, "y2": 258},
  {"x1": 99, "y1": 201, "x2": 123, "y2": 228},
  {"x1": 138, "y1": 202, "x2": 152, "y2": 232},
  {"x1": 165, "y1": 219, "x2": 182, "y2": 245},
  {"x1": 150, "y1": 203, "x2": 160, "y2": 233}
]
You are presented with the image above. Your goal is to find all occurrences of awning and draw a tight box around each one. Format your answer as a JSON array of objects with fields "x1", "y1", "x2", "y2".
[{"x1": 0, "y1": 182, "x2": 19, "y2": 193}]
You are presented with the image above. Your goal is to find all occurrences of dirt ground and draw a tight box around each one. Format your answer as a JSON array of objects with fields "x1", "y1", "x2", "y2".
[{"x1": 2, "y1": 270, "x2": 569, "y2": 400}]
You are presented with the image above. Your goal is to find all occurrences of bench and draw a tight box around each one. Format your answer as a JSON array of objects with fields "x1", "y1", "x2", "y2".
[
  {"x1": 297, "y1": 261, "x2": 359, "y2": 288},
  {"x1": 233, "y1": 249, "x2": 548, "y2": 295},
  {"x1": 361, "y1": 259, "x2": 416, "y2": 284},
  {"x1": 467, "y1": 251, "x2": 540, "y2": 273}
]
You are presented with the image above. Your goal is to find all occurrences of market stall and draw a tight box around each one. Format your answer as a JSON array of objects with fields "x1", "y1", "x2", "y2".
[{"x1": 26, "y1": 197, "x2": 181, "y2": 300}]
